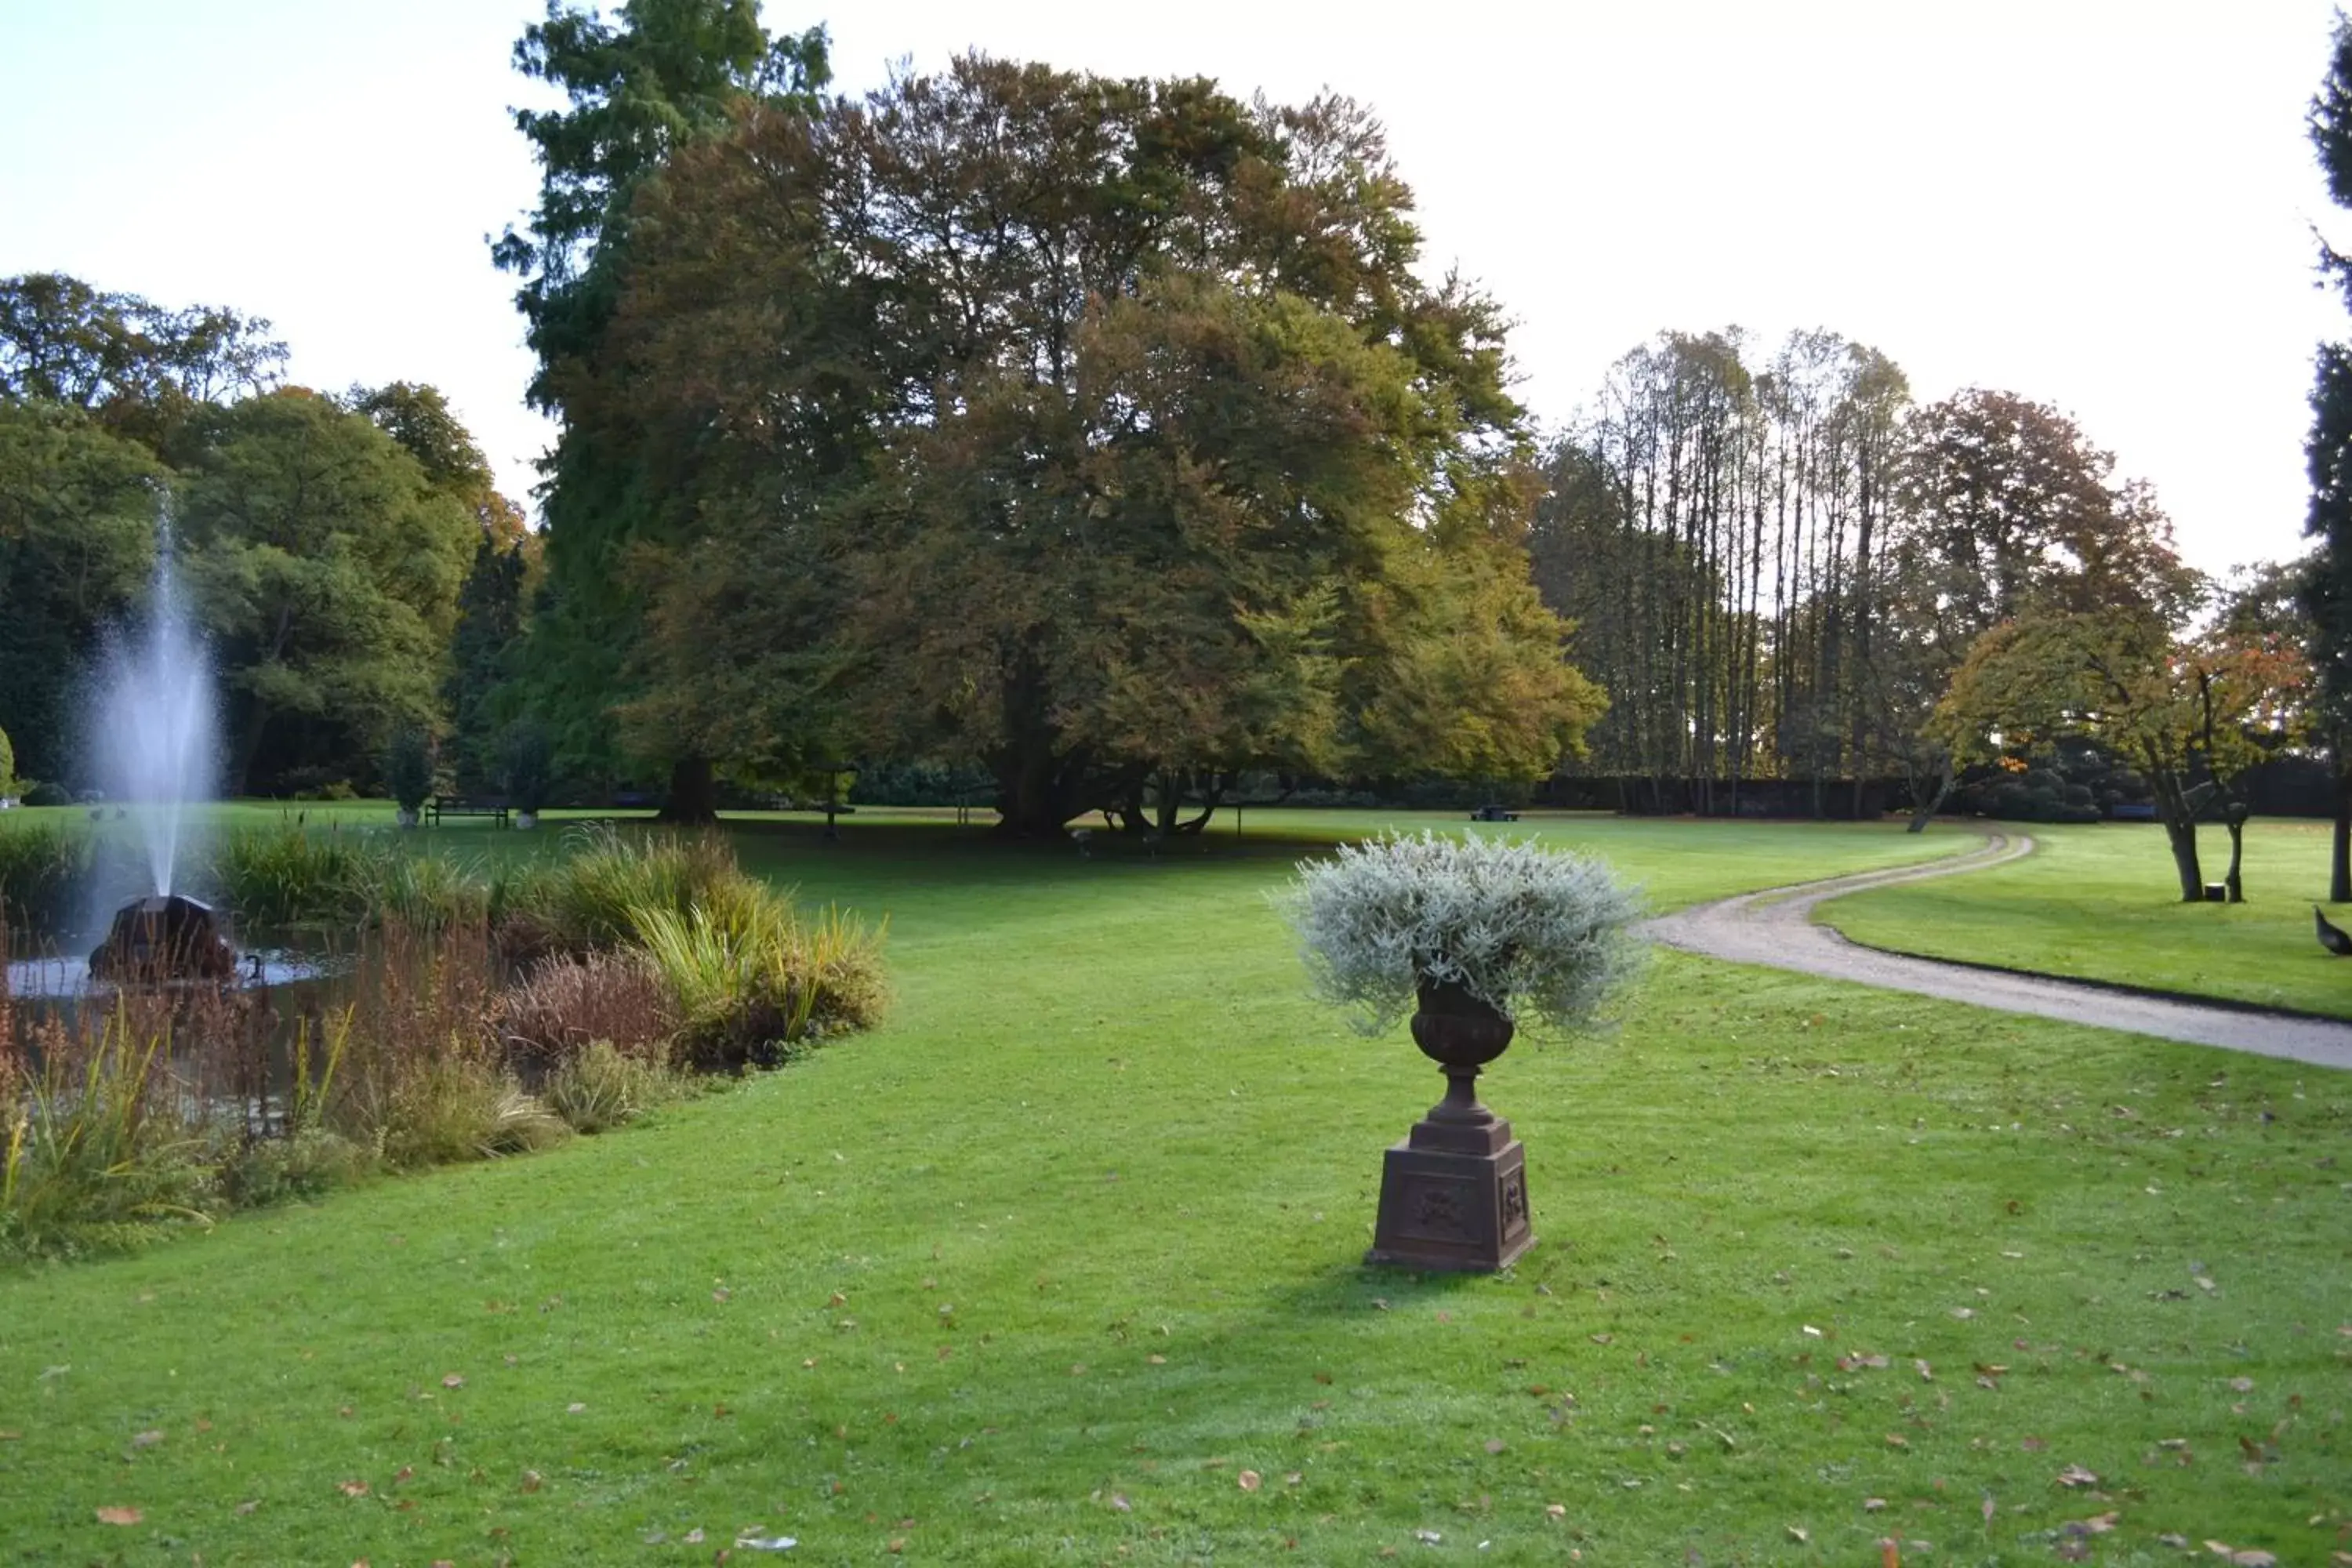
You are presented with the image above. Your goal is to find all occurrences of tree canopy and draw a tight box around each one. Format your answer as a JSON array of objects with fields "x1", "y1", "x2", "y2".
[
  {"x1": 177, "y1": 390, "x2": 481, "y2": 791},
  {"x1": 586, "y1": 56, "x2": 1599, "y2": 833}
]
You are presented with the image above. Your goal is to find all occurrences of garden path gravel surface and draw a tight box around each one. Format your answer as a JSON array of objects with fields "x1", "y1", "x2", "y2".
[{"x1": 1649, "y1": 829, "x2": 2352, "y2": 1070}]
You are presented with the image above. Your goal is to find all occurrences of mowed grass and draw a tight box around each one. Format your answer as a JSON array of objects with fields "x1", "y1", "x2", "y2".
[
  {"x1": 1, "y1": 815, "x2": 2346, "y2": 1564},
  {"x1": 1819, "y1": 818, "x2": 2352, "y2": 1020}
]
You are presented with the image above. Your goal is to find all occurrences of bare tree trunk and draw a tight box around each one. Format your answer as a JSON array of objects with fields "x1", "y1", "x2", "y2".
[
  {"x1": 2222, "y1": 808, "x2": 2247, "y2": 903},
  {"x1": 1906, "y1": 754, "x2": 1954, "y2": 834},
  {"x1": 657, "y1": 755, "x2": 718, "y2": 826}
]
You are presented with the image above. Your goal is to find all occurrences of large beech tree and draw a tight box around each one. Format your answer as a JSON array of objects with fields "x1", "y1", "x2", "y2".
[{"x1": 608, "y1": 57, "x2": 1600, "y2": 835}]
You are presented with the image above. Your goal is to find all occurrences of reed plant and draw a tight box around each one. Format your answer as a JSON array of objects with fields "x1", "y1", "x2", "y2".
[
  {"x1": 495, "y1": 826, "x2": 739, "y2": 958},
  {"x1": 0, "y1": 1007, "x2": 221, "y2": 1258},
  {"x1": 364, "y1": 848, "x2": 491, "y2": 931},
  {"x1": 206, "y1": 822, "x2": 392, "y2": 927},
  {"x1": 0, "y1": 818, "x2": 95, "y2": 934}
]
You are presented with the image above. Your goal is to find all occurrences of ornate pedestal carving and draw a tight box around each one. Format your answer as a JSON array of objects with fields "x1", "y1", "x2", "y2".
[
  {"x1": 1364, "y1": 980, "x2": 1535, "y2": 1272},
  {"x1": 1365, "y1": 1109, "x2": 1533, "y2": 1272}
]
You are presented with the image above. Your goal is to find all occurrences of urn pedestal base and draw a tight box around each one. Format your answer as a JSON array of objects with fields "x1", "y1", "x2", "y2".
[{"x1": 1364, "y1": 1109, "x2": 1533, "y2": 1272}]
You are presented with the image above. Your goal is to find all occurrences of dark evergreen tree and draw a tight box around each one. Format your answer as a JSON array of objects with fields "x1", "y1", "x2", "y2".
[
  {"x1": 2307, "y1": 21, "x2": 2352, "y2": 901},
  {"x1": 444, "y1": 535, "x2": 529, "y2": 792},
  {"x1": 495, "y1": 0, "x2": 829, "y2": 821}
]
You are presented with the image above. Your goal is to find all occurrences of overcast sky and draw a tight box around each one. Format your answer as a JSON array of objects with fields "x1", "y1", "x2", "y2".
[{"x1": 2, "y1": 1, "x2": 2341, "y2": 578}]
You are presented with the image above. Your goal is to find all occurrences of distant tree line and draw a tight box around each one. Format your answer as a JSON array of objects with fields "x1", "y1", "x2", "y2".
[
  {"x1": 5, "y1": 0, "x2": 2339, "y2": 908},
  {"x1": 0, "y1": 272, "x2": 535, "y2": 797}
]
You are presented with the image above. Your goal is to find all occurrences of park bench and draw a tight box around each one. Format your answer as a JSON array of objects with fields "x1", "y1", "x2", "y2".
[
  {"x1": 2110, "y1": 802, "x2": 2158, "y2": 822},
  {"x1": 1469, "y1": 804, "x2": 1519, "y2": 822},
  {"x1": 426, "y1": 794, "x2": 510, "y2": 827}
]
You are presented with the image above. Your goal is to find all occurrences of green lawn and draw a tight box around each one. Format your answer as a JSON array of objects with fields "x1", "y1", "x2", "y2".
[
  {"x1": 1818, "y1": 818, "x2": 2352, "y2": 1020},
  {"x1": 2, "y1": 815, "x2": 2346, "y2": 1564}
]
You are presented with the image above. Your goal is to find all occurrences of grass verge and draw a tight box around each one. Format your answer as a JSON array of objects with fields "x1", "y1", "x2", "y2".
[
  {"x1": 1818, "y1": 818, "x2": 2351, "y2": 1019},
  {"x1": 0, "y1": 818, "x2": 2340, "y2": 1562}
]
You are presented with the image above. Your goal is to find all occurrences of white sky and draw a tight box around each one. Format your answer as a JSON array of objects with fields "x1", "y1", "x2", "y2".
[{"x1": 2, "y1": 0, "x2": 2341, "y2": 577}]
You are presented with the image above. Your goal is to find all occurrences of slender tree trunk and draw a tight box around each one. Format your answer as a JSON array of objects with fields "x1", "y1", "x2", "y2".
[
  {"x1": 1906, "y1": 754, "x2": 1955, "y2": 834},
  {"x1": 2163, "y1": 816, "x2": 2205, "y2": 902},
  {"x1": 657, "y1": 755, "x2": 718, "y2": 826},
  {"x1": 2223, "y1": 814, "x2": 2247, "y2": 903},
  {"x1": 234, "y1": 700, "x2": 272, "y2": 798}
]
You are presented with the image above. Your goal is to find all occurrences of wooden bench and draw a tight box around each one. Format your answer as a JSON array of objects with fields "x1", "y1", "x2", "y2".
[
  {"x1": 1469, "y1": 804, "x2": 1519, "y2": 822},
  {"x1": 426, "y1": 795, "x2": 510, "y2": 827}
]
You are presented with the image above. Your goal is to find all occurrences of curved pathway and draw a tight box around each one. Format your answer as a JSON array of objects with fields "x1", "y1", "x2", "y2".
[{"x1": 1649, "y1": 829, "x2": 2352, "y2": 1069}]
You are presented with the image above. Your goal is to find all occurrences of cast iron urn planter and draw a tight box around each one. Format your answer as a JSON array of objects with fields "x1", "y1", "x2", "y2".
[{"x1": 1365, "y1": 978, "x2": 1534, "y2": 1272}]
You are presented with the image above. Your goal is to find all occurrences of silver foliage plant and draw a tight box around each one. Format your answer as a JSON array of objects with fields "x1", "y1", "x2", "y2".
[{"x1": 1276, "y1": 831, "x2": 1647, "y2": 1037}]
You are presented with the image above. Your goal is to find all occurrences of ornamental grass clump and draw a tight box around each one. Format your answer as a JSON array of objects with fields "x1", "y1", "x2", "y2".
[{"x1": 1277, "y1": 830, "x2": 1647, "y2": 1035}]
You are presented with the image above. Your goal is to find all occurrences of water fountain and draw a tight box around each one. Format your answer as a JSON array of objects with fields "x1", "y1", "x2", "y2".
[{"x1": 85, "y1": 507, "x2": 233, "y2": 984}]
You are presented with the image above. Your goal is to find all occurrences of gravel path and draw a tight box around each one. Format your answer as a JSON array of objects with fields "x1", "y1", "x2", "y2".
[{"x1": 1649, "y1": 829, "x2": 2352, "y2": 1069}]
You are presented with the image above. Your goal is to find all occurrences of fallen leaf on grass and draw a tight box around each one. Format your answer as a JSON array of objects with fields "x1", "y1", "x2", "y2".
[
  {"x1": 2063, "y1": 1513, "x2": 2119, "y2": 1536},
  {"x1": 734, "y1": 1534, "x2": 797, "y2": 1551},
  {"x1": 131, "y1": 1428, "x2": 163, "y2": 1448},
  {"x1": 234, "y1": 1500, "x2": 259, "y2": 1515},
  {"x1": 1786, "y1": 1525, "x2": 1809, "y2": 1543},
  {"x1": 1884, "y1": 1434, "x2": 1910, "y2": 1450},
  {"x1": 2228, "y1": 1377, "x2": 2254, "y2": 1393},
  {"x1": 1238, "y1": 1470, "x2": 1261, "y2": 1491},
  {"x1": 1109, "y1": 1494, "x2": 1131, "y2": 1512},
  {"x1": 95, "y1": 1507, "x2": 141, "y2": 1525},
  {"x1": 520, "y1": 1470, "x2": 543, "y2": 1493},
  {"x1": 337, "y1": 1480, "x2": 369, "y2": 1498},
  {"x1": 441, "y1": 1374, "x2": 465, "y2": 1389},
  {"x1": 684, "y1": 1527, "x2": 705, "y2": 1544},
  {"x1": 1414, "y1": 1529, "x2": 1442, "y2": 1544},
  {"x1": 2056, "y1": 1464, "x2": 2099, "y2": 1488},
  {"x1": 1864, "y1": 1498, "x2": 1886, "y2": 1512},
  {"x1": 1483, "y1": 1439, "x2": 1506, "y2": 1455}
]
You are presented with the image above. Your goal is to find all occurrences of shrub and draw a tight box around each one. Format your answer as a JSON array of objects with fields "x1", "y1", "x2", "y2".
[
  {"x1": 24, "y1": 782, "x2": 71, "y2": 808},
  {"x1": 367, "y1": 1054, "x2": 569, "y2": 1169},
  {"x1": 630, "y1": 885, "x2": 888, "y2": 1064},
  {"x1": 383, "y1": 728, "x2": 434, "y2": 816},
  {"x1": 0, "y1": 722, "x2": 15, "y2": 798},
  {"x1": 1275, "y1": 831, "x2": 1646, "y2": 1036},
  {"x1": 500, "y1": 950, "x2": 675, "y2": 1062},
  {"x1": 220, "y1": 1126, "x2": 372, "y2": 1209},
  {"x1": 543, "y1": 1040, "x2": 690, "y2": 1134}
]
